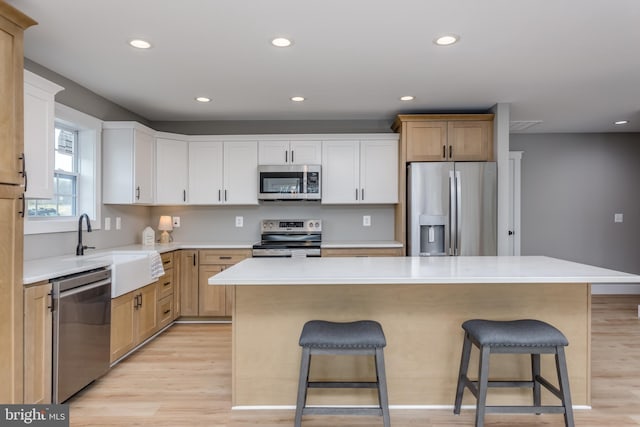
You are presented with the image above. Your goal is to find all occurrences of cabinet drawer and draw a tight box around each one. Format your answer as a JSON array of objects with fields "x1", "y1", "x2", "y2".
[
  {"x1": 157, "y1": 270, "x2": 174, "y2": 300},
  {"x1": 199, "y1": 249, "x2": 251, "y2": 265},
  {"x1": 322, "y1": 247, "x2": 404, "y2": 257},
  {"x1": 157, "y1": 295, "x2": 173, "y2": 329},
  {"x1": 160, "y1": 252, "x2": 174, "y2": 269}
]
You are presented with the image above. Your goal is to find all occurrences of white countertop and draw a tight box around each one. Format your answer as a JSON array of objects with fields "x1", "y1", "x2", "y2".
[{"x1": 208, "y1": 256, "x2": 640, "y2": 286}]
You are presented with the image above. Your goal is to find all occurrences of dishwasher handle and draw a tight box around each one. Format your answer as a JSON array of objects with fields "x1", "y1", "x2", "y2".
[{"x1": 58, "y1": 279, "x2": 111, "y2": 298}]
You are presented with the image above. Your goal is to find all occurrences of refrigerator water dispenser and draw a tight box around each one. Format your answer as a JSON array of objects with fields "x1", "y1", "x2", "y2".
[{"x1": 419, "y1": 215, "x2": 446, "y2": 256}]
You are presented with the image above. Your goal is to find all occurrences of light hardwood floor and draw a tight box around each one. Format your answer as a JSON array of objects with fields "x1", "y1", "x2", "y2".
[{"x1": 69, "y1": 295, "x2": 640, "y2": 426}]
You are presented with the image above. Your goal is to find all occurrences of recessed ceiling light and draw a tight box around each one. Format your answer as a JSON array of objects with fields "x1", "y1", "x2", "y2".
[
  {"x1": 195, "y1": 97, "x2": 211, "y2": 103},
  {"x1": 434, "y1": 34, "x2": 460, "y2": 46},
  {"x1": 400, "y1": 95, "x2": 415, "y2": 101},
  {"x1": 291, "y1": 96, "x2": 305, "y2": 102},
  {"x1": 129, "y1": 39, "x2": 152, "y2": 49},
  {"x1": 614, "y1": 120, "x2": 629, "y2": 125},
  {"x1": 271, "y1": 37, "x2": 293, "y2": 48}
]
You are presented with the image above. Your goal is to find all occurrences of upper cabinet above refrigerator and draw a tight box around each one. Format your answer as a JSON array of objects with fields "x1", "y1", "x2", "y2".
[{"x1": 392, "y1": 114, "x2": 494, "y2": 162}]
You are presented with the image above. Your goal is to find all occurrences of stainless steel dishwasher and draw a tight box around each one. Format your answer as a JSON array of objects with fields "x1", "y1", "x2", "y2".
[{"x1": 51, "y1": 267, "x2": 111, "y2": 403}]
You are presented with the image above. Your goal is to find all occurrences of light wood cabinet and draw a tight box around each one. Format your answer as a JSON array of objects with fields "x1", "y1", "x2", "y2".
[
  {"x1": 179, "y1": 250, "x2": 199, "y2": 316},
  {"x1": 0, "y1": 2, "x2": 36, "y2": 404},
  {"x1": 23, "y1": 281, "x2": 52, "y2": 404},
  {"x1": 102, "y1": 122, "x2": 155, "y2": 204},
  {"x1": 321, "y1": 138, "x2": 398, "y2": 204},
  {"x1": 179, "y1": 249, "x2": 250, "y2": 318},
  {"x1": 110, "y1": 282, "x2": 158, "y2": 363},
  {"x1": 258, "y1": 140, "x2": 321, "y2": 165},
  {"x1": 393, "y1": 114, "x2": 494, "y2": 162},
  {"x1": 321, "y1": 247, "x2": 403, "y2": 257},
  {"x1": 156, "y1": 251, "x2": 177, "y2": 326},
  {"x1": 155, "y1": 137, "x2": 188, "y2": 204}
]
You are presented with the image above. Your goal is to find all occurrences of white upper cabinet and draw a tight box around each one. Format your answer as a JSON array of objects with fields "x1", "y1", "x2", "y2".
[
  {"x1": 188, "y1": 140, "x2": 258, "y2": 205},
  {"x1": 322, "y1": 137, "x2": 398, "y2": 204},
  {"x1": 23, "y1": 70, "x2": 63, "y2": 199},
  {"x1": 103, "y1": 122, "x2": 155, "y2": 204},
  {"x1": 258, "y1": 139, "x2": 321, "y2": 165},
  {"x1": 156, "y1": 136, "x2": 188, "y2": 204}
]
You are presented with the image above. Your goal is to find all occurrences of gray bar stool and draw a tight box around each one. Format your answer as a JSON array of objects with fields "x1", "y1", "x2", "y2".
[
  {"x1": 453, "y1": 319, "x2": 574, "y2": 427},
  {"x1": 294, "y1": 320, "x2": 390, "y2": 427}
]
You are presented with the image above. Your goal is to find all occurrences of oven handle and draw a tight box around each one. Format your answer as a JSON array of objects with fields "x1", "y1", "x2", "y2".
[{"x1": 58, "y1": 279, "x2": 111, "y2": 298}]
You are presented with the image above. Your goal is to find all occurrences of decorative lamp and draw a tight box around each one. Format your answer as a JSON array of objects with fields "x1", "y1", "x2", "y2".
[{"x1": 158, "y1": 216, "x2": 173, "y2": 243}]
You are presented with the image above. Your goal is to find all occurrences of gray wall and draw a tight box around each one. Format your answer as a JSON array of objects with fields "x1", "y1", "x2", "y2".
[
  {"x1": 151, "y1": 120, "x2": 394, "y2": 135},
  {"x1": 510, "y1": 133, "x2": 640, "y2": 274}
]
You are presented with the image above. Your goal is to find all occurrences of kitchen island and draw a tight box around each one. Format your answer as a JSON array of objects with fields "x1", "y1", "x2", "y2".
[{"x1": 208, "y1": 256, "x2": 640, "y2": 409}]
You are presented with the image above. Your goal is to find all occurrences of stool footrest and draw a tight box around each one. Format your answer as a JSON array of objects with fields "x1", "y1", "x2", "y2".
[
  {"x1": 303, "y1": 407, "x2": 383, "y2": 416},
  {"x1": 485, "y1": 405, "x2": 567, "y2": 415},
  {"x1": 308, "y1": 381, "x2": 378, "y2": 389}
]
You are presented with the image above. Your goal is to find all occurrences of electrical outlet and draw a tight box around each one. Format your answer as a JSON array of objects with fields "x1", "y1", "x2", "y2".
[
  {"x1": 115, "y1": 217, "x2": 121, "y2": 230},
  {"x1": 235, "y1": 216, "x2": 244, "y2": 227},
  {"x1": 363, "y1": 215, "x2": 371, "y2": 227},
  {"x1": 614, "y1": 213, "x2": 623, "y2": 223},
  {"x1": 104, "y1": 217, "x2": 111, "y2": 231},
  {"x1": 172, "y1": 216, "x2": 181, "y2": 227}
]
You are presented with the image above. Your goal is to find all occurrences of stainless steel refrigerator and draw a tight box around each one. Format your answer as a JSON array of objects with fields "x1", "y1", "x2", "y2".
[{"x1": 407, "y1": 162, "x2": 497, "y2": 256}]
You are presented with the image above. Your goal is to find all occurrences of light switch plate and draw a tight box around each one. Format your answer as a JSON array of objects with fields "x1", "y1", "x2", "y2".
[
  {"x1": 172, "y1": 216, "x2": 181, "y2": 227},
  {"x1": 235, "y1": 216, "x2": 244, "y2": 227},
  {"x1": 104, "y1": 217, "x2": 111, "y2": 231},
  {"x1": 363, "y1": 215, "x2": 371, "y2": 227},
  {"x1": 614, "y1": 213, "x2": 623, "y2": 223},
  {"x1": 115, "y1": 217, "x2": 121, "y2": 230}
]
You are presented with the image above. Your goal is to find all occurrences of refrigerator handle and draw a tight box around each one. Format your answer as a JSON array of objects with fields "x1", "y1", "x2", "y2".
[
  {"x1": 449, "y1": 170, "x2": 455, "y2": 256},
  {"x1": 455, "y1": 170, "x2": 462, "y2": 256}
]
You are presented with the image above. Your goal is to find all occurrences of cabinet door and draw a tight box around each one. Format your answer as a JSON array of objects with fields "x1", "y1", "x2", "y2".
[
  {"x1": 133, "y1": 129, "x2": 154, "y2": 204},
  {"x1": 156, "y1": 137, "x2": 188, "y2": 204},
  {"x1": 110, "y1": 291, "x2": 136, "y2": 363},
  {"x1": 290, "y1": 140, "x2": 321, "y2": 165},
  {"x1": 258, "y1": 140, "x2": 289, "y2": 165},
  {"x1": 321, "y1": 140, "x2": 360, "y2": 204},
  {"x1": 223, "y1": 141, "x2": 258, "y2": 204},
  {"x1": 136, "y1": 283, "x2": 158, "y2": 340},
  {"x1": 448, "y1": 121, "x2": 492, "y2": 161},
  {"x1": 188, "y1": 141, "x2": 223, "y2": 204},
  {"x1": 23, "y1": 72, "x2": 62, "y2": 199},
  {"x1": 0, "y1": 187, "x2": 24, "y2": 403},
  {"x1": 198, "y1": 265, "x2": 226, "y2": 316},
  {"x1": 179, "y1": 250, "x2": 199, "y2": 316},
  {"x1": 359, "y1": 140, "x2": 398, "y2": 203},
  {"x1": 23, "y1": 282, "x2": 52, "y2": 404},
  {"x1": 406, "y1": 121, "x2": 448, "y2": 162}
]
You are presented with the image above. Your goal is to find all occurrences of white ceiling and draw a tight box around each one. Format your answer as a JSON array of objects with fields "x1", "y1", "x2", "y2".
[{"x1": 8, "y1": 0, "x2": 640, "y2": 133}]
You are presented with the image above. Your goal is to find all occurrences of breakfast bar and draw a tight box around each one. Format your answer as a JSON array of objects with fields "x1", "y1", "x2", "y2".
[{"x1": 208, "y1": 256, "x2": 640, "y2": 409}]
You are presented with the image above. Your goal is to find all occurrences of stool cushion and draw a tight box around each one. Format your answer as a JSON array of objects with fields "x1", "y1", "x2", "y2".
[
  {"x1": 299, "y1": 320, "x2": 386, "y2": 348},
  {"x1": 462, "y1": 319, "x2": 569, "y2": 347}
]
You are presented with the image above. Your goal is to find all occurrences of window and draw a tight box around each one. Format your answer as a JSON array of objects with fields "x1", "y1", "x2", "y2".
[
  {"x1": 24, "y1": 103, "x2": 102, "y2": 234},
  {"x1": 27, "y1": 125, "x2": 79, "y2": 217}
]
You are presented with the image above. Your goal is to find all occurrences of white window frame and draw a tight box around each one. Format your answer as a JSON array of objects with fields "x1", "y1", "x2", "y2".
[{"x1": 24, "y1": 103, "x2": 102, "y2": 234}]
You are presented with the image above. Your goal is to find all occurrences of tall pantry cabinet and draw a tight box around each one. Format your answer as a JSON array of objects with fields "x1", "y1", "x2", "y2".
[{"x1": 0, "y1": 1, "x2": 37, "y2": 404}]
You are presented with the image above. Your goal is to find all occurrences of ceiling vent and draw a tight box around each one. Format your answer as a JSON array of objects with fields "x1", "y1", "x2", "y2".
[{"x1": 510, "y1": 120, "x2": 543, "y2": 132}]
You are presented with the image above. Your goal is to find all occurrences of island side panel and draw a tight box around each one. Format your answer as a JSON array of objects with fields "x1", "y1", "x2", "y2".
[{"x1": 232, "y1": 283, "x2": 590, "y2": 407}]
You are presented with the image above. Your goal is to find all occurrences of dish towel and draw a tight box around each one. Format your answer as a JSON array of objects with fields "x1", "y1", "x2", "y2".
[{"x1": 149, "y1": 251, "x2": 165, "y2": 279}]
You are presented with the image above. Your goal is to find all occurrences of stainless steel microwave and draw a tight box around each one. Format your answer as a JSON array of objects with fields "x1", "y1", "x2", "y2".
[{"x1": 258, "y1": 165, "x2": 321, "y2": 201}]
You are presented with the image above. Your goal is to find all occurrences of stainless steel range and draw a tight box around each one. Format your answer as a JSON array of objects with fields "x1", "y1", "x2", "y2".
[{"x1": 252, "y1": 219, "x2": 322, "y2": 257}]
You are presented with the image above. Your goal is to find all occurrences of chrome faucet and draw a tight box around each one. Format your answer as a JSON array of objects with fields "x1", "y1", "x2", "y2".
[{"x1": 76, "y1": 213, "x2": 95, "y2": 256}]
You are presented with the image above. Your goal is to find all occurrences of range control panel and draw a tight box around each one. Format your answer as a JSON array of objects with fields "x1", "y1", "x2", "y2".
[{"x1": 260, "y1": 219, "x2": 322, "y2": 233}]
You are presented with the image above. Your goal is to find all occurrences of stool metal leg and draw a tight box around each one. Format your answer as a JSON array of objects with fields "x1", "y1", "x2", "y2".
[
  {"x1": 294, "y1": 347, "x2": 311, "y2": 427},
  {"x1": 454, "y1": 333, "x2": 472, "y2": 414},
  {"x1": 375, "y1": 348, "x2": 391, "y2": 427},
  {"x1": 475, "y1": 345, "x2": 491, "y2": 427},
  {"x1": 555, "y1": 346, "x2": 575, "y2": 427},
  {"x1": 531, "y1": 353, "x2": 541, "y2": 411}
]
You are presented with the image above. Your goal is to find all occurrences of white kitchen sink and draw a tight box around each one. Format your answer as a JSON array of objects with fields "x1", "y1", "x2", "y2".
[{"x1": 81, "y1": 250, "x2": 159, "y2": 298}]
